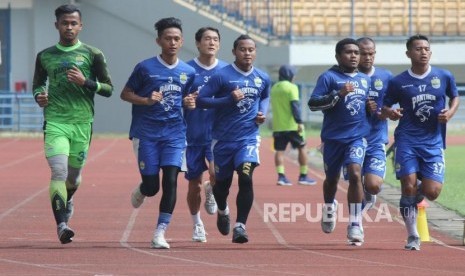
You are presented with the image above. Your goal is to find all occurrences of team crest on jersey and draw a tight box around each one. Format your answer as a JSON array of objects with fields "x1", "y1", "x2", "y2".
[
  {"x1": 346, "y1": 98, "x2": 364, "y2": 115},
  {"x1": 431, "y1": 77, "x2": 441, "y2": 89},
  {"x1": 254, "y1": 77, "x2": 262, "y2": 87},
  {"x1": 180, "y1": 73, "x2": 188, "y2": 84},
  {"x1": 374, "y1": 79, "x2": 383, "y2": 90},
  {"x1": 139, "y1": 161, "x2": 145, "y2": 170},
  {"x1": 361, "y1": 78, "x2": 368, "y2": 89},
  {"x1": 75, "y1": 55, "x2": 85, "y2": 66}
]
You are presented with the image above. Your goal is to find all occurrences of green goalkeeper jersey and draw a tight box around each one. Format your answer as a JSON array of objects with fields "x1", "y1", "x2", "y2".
[
  {"x1": 32, "y1": 40, "x2": 113, "y2": 123},
  {"x1": 270, "y1": 80, "x2": 299, "y2": 132}
]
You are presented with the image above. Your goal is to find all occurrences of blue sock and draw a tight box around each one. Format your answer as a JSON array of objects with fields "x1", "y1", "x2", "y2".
[{"x1": 157, "y1": 212, "x2": 172, "y2": 227}]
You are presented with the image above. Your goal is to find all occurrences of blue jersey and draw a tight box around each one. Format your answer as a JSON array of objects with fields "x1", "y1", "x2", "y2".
[
  {"x1": 184, "y1": 58, "x2": 228, "y2": 146},
  {"x1": 197, "y1": 63, "x2": 271, "y2": 141},
  {"x1": 366, "y1": 67, "x2": 393, "y2": 144},
  {"x1": 310, "y1": 66, "x2": 371, "y2": 143},
  {"x1": 383, "y1": 66, "x2": 458, "y2": 149},
  {"x1": 125, "y1": 56, "x2": 195, "y2": 140}
]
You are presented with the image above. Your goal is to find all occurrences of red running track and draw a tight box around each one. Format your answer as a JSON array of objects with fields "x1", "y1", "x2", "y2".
[{"x1": 0, "y1": 136, "x2": 464, "y2": 276}]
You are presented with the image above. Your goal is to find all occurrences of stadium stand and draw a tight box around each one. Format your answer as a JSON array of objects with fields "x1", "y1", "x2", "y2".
[{"x1": 185, "y1": 0, "x2": 465, "y2": 40}]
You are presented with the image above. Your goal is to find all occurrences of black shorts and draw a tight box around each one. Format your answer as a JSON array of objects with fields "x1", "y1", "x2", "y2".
[{"x1": 273, "y1": 131, "x2": 306, "y2": 151}]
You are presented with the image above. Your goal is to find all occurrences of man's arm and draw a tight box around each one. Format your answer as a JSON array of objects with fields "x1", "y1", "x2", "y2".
[
  {"x1": 120, "y1": 86, "x2": 162, "y2": 106},
  {"x1": 438, "y1": 96, "x2": 460, "y2": 124},
  {"x1": 32, "y1": 53, "x2": 49, "y2": 107},
  {"x1": 308, "y1": 89, "x2": 343, "y2": 111},
  {"x1": 290, "y1": 100, "x2": 303, "y2": 123},
  {"x1": 89, "y1": 51, "x2": 113, "y2": 97}
]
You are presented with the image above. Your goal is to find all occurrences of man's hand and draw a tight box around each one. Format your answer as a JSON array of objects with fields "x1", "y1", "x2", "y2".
[
  {"x1": 438, "y1": 109, "x2": 452, "y2": 123},
  {"x1": 35, "y1": 91, "x2": 48, "y2": 107},
  {"x1": 366, "y1": 98, "x2": 377, "y2": 114},
  {"x1": 147, "y1": 91, "x2": 163, "y2": 105},
  {"x1": 67, "y1": 66, "x2": 86, "y2": 86},
  {"x1": 339, "y1": 82, "x2": 355, "y2": 98},
  {"x1": 382, "y1": 107, "x2": 403, "y2": 121},
  {"x1": 183, "y1": 91, "x2": 198, "y2": 110},
  {"x1": 255, "y1": 111, "x2": 266, "y2": 125},
  {"x1": 231, "y1": 86, "x2": 244, "y2": 102}
]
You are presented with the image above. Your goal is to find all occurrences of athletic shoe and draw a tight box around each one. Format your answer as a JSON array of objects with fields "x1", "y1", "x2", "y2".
[
  {"x1": 131, "y1": 185, "x2": 145, "y2": 208},
  {"x1": 151, "y1": 223, "x2": 169, "y2": 249},
  {"x1": 363, "y1": 191, "x2": 376, "y2": 211},
  {"x1": 298, "y1": 175, "x2": 317, "y2": 186},
  {"x1": 232, "y1": 225, "x2": 248, "y2": 244},
  {"x1": 277, "y1": 175, "x2": 292, "y2": 186},
  {"x1": 217, "y1": 213, "x2": 230, "y2": 235},
  {"x1": 321, "y1": 200, "x2": 338, "y2": 233},
  {"x1": 347, "y1": 224, "x2": 364, "y2": 245},
  {"x1": 151, "y1": 233, "x2": 170, "y2": 249},
  {"x1": 204, "y1": 181, "x2": 217, "y2": 215},
  {"x1": 57, "y1": 224, "x2": 75, "y2": 244},
  {"x1": 192, "y1": 223, "x2": 207, "y2": 243},
  {"x1": 64, "y1": 199, "x2": 74, "y2": 223},
  {"x1": 404, "y1": 235, "x2": 421, "y2": 251}
]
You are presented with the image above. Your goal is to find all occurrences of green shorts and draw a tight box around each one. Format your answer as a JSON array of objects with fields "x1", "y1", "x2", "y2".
[{"x1": 44, "y1": 121, "x2": 92, "y2": 168}]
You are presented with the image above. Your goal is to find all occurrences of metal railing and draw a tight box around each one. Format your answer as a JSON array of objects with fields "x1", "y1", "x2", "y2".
[{"x1": 0, "y1": 92, "x2": 43, "y2": 132}]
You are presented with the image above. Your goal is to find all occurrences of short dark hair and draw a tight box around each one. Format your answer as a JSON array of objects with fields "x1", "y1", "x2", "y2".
[
  {"x1": 406, "y1": 34, "x2": 429, "y2": 50},
  {"x1": 233, "y1": 34, "x2": 255, "y2": 50},
  {"x1": 195, "y1": 27, "x2": 221, "y2": 42},
  {"x1": 154, "y1": 17, "x2": 182, "y2": 37},
  {"x1": 55, "y1": 4, "x2": 81, "y2": 21},
  {"x1": 335, "y1": 38, "x2": 358, "y2": 55},
  {"x1": 356, "y1": 37, "x2": 375, "y2": 46}
]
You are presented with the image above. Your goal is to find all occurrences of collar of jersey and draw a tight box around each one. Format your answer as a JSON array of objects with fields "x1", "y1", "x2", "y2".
[{"x1": 56, "y1": 40, "x2": 82, "y2": 52}]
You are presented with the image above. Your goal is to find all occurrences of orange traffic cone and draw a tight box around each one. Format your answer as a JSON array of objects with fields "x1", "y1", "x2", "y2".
[{"x1": 417, "y1": 199, "x2": 430, "y2": 242}]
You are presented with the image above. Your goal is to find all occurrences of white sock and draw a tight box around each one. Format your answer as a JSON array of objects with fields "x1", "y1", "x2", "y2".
[
  {"x1": 349, "y1": 203, "x2": 362, "y2": 226},
  {"x1": 217, "y1": 205, "x2": 230, "y2": 216},
  {"x1": 191, "y1": 212, "x2": 203, "y2": 225},
  {"x1": 234, "y1": 222, "x2": 245, "y2": 229},
  {"x1": 403, "y1": 208, "x2": 419, "y2": 237}
]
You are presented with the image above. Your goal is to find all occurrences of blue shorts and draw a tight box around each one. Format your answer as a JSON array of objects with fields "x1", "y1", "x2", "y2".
[
  {"x1": 184, "y1": 144, "x2": 213, "y2": 180},
  {"x1": 323, "y1": 138, "x2": 366, "y2": 179},
  {"x1": 362, "y1": 142, "x2": 387, "y2": 178},
  {"x1": 394, "y1": 144, "x2": 445, "y2": 183},
  {"x1": 212, "y1": 137, "x2": 261, "y2": 180},
  {"x1": 133, "y1": 137, "x2": 186, "y2": 175}
]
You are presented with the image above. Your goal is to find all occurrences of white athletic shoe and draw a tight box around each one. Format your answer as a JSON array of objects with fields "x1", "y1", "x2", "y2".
[
  {"x1": 204, "y1": 181, "x2": 217, "y2": 215},
  {"x1": 152, "y1": 223, "x2": 170, "y2": 249},
  {"x1": 347, "y1": 224, "x2": 364, "y2": 245},
  {"x1": 192, "y1": 223, "x2": 207, "y2": 242},
  {"x1": 131, "y1": 185, "x2": 145, "y2": 208},
  {"x1": 151, "y1": 233, "x2": 170, "y2": 249},
  {"x1": 321, "y1": 200, "x2": 338, "y2": 234},
  {"x1": 404, "y1": 235, "x2": 421, "y2": 251}
]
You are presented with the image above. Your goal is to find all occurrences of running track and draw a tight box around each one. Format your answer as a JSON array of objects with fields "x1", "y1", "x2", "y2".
[{"x1": 1, "y1": 136, "x2": 464, "y2": 276}]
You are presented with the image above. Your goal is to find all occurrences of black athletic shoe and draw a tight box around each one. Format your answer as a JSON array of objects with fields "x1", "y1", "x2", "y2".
[
  {"x1": 216, "y1": 213, "x2": 230, "y2": 235},
  {"x1": 58, "y1": 225, "x2": 75, "y2": 244},
  {"x1": 232, "y1": 225, "x2": 248, "y2": 244}
]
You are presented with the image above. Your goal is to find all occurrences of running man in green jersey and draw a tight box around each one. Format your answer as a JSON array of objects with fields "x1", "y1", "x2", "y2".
[
  {"x1": 270, "y1": 65, "x2": 316, "y2": 186},
  {"x1": 32, "y1": 4, "x2": 113, "y2": 244}
]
